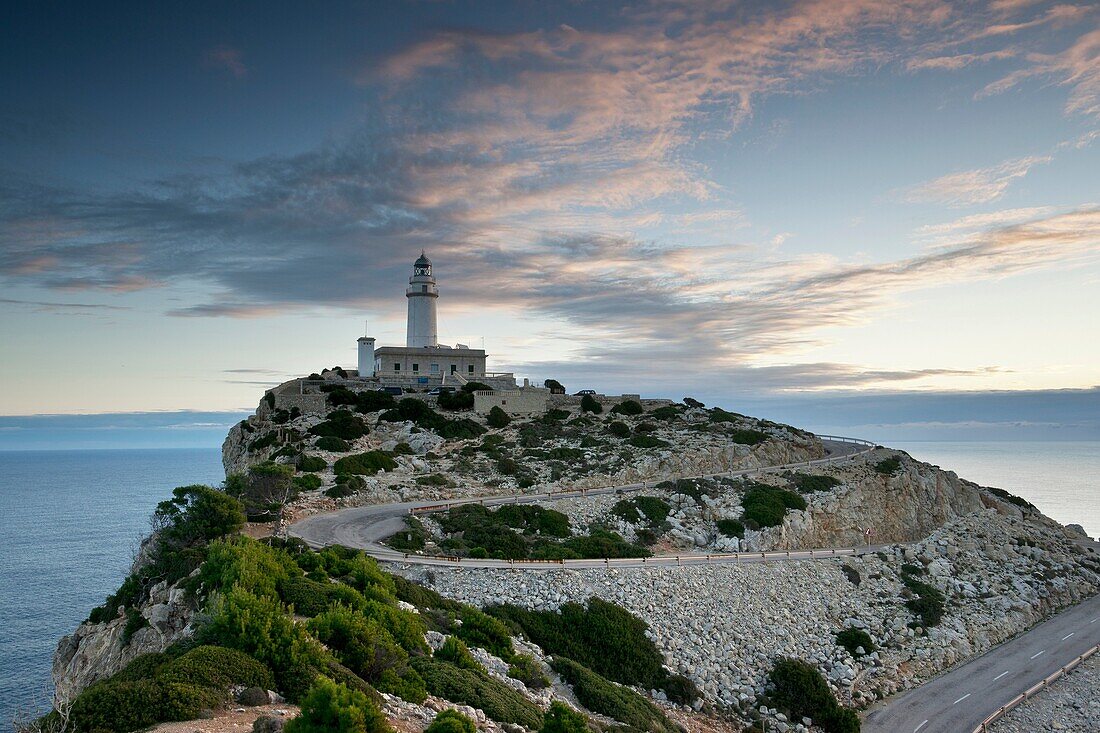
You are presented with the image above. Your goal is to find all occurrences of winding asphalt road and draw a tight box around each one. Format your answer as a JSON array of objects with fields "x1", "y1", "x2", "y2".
[
  {"x1": 863, "y1": 591, "x2": 1100, "y2": 733},
  {"x1": 288, "y1": 436, "x2": 878, "y2": 569},
  {"x1": 287, "y1": 433, "x2": 1100, "y2": 729}
]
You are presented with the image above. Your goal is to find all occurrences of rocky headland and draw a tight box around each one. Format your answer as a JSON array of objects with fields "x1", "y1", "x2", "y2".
[{"x1": 49, "y1": 376, "x2": 1099, "y2": 733}]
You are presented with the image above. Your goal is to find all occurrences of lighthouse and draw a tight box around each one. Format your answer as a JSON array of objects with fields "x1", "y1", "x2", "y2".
[{"x1": 406, "y1": 251, "x2": 438, "y2": 348}]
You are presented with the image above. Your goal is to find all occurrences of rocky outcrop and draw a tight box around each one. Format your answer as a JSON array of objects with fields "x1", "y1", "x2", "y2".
[
  {"x1": 764, "y1": 452, "x2": 987, "y2": 550},
  {"x1": 53, "y1": 577, "x2": 195, "y2": 701}
]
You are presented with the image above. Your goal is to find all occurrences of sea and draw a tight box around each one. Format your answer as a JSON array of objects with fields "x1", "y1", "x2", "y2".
[{"x1": 0, "y1": 442, "x2": 1097, "y2": 727}]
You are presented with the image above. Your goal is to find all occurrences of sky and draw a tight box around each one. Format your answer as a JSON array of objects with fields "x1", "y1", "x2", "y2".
[{"x1": 1, "y1": 0, "x2": 1098, "y2": 445}]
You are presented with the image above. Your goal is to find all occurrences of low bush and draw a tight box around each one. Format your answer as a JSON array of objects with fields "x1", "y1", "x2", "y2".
[
  {"x1": 987, "y1": 486, "x2": 1034, "y2": 509},
  {"x1": 279, "y1": 576, "x2": 340, "y2": 617},
  {"x1": 284, "y1": 677, "x2": 389, "y2": 733},
  {"x1": 436, "y1": 636, "x2": 479, "y2": 670},
  {"x1": 70, "y1": 679, "x2": 223, "y2": 733},
  {"x1": 874, "y1": 456, "x2": 902, "y2": 475},
  {"x1": 438, "y1": 390, "x2": 475, "y2": 410},
  {"x1": 426, "y1": 710, "x2": 476, "y2": 733},
  {"x1": 488, "y1": 598, "x2": 664, "y2": 689},
  {"x1": 334, "y1": 451, "x2": 398, "y2": 476},
  {"x1": 309, "y1": 411, "x2": 370, "y2": 441},
  {"x1": 385, "y1": 517, "x2": 428, "y2": 552},
  {"x1": 609, "y1": 400, "x2": 644, "y2": 416},
  {"x1": 157, "y1": 645, "x2": 275, "y2": 690},
  {"x1": 716, "y1": 518, "x2": 745, "y2": 538},
  {"x1": 612, "y1": 497, "x2": 670, "y2": 526},
  {"x1": 740, "y1": 485, "x2": 807, "y2": 528},
  {"x1": 791, "y1": 473, "x2": 842, "y2": 493},
  {"x1": 294, "y1": 474, "x2": 323, "y2": 491},
  {"x1": 607, "y1": 421, "x2": 631, "y2": 438},
  {"x1": 562, "y1": 530, "x2": 651, "y2": 559},
  {"x1": 902, "y1": 576, "x2": 946, "y2": 627},
  {"x1": 662, "y1": 673, "x2": 701, "y2": 706},
  {"x1": 683, "y1": 397, "x2": 705, "y2": 408},
  {"x1": 326, "y1": 484, "x2": 355, "y2": 499},
  {"x1": 487, "y1": 406, "x2": 511, "y2": 428},
  {"x1": 835, "y1": 628, "x2": 875, "y2": 657},
  {"x1": 648, "y1": 405, "x2": 680, "y2": 421},
  {"x1": 455, "y1": 607, "x2": 514, "y2": 660},
  {"x1": 542, "y1": 408, "x2": 570, "y2": 421},
  {"x1": 540, "y1": 701, "x2": 589, "y2": 733},
  {"x1": 494, "y1": 504, "x2": 571, "y2": 537},
  {"x1": 550, "y1": 657, "x2": 674, "y2": 733},
  {"x1": 308, "y1": 606, "x2": 409, "y2": 685},
  {"x1": 121, "y1": 607, "x2": 148, "y2": 646},
  {"x1": 628, "y1": 434, "x2": 668, "y2": 449},
  {"x1": 411, "y1": 657, "x2": 543, "y2": 729},
  {"x1": 316, "y1": 436, "x2": 351, "y2": 452},
  {"x1": 297, "y1": 455, "x2": 328, "y2": 472},
  {"x1": 768, "y1": 657, "x2": 858, "y2": 733},
  {"x1": 729, "y1": 429, "x2": 768, "y2": 445},
  {"x1": 708, "y1": 407, "x2": 738, "y2": 423},
  {"x1": 580, "y1": 394, "x2": 603, "y2": 414},
  {"x1": 508, "y1": 654, "x2": 550, "y2": 690}
]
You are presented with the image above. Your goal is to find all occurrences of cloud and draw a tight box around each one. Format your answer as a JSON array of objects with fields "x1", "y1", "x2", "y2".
[
  {"x1": 979, "y1": 27, "x2": 1100, "y2": 118},
  {"x1": 899, "y1": 156, "x2": 1050, "y2": 206},
  {"x1": 0, "y1": 297, "x2": 129, "y2": 313},
  {"x1": 202, "y1": 45, "x2": 248, "y2": 79}
]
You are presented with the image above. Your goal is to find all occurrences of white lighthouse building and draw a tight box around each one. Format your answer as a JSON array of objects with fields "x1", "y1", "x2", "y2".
[
  {"x1": 357, "y1": 252, "x2": 497, "y2": 387},
  {"x1": 405, "y1": 252, "x2": 439, "y2": 348}
]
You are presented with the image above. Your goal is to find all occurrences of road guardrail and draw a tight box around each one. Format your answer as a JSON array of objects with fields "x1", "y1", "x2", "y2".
[{"x1": 971, "y1": 643, "x2": 1100, "y2": 732}]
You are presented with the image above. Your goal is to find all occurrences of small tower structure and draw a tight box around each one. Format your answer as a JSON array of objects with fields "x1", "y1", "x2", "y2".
[
  {"x1": 357, "y1": 335, "x2": 375, "y2": 377},
  {"x1": 406, "y1": 252, "x2": 438, "y2": 348}
]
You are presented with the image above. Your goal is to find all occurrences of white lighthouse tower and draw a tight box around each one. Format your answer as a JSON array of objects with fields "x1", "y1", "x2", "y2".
[{"x1": 406, "y1": 252, "x2": 438, "y2": 348}]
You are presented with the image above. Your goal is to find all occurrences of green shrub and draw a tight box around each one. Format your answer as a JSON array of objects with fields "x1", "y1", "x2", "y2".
[
  {"x1": 494, "y1": 505, "x2": 571, "y2": 537},
  {"x1": 334, "y1": 451, "x2": 398, "y2": 476},
  {"x1": 489, "y1": 598, "x2": 664, "y2": 688},
  {"x1": 550, "y1": 657, "x2": 674, "y2": 733},
  {"x1": 610, "y1": 400, "x2": 644, "y2": 416},
  {"x1": 508, "y1": 653, "x2": 550, "y2": 690},
  {"x1": 629, "y1": 434, "x2": 668, "y2": 449},
  {"x1": 111, "y1": 652, "x2": 171, "y2": 682},
  {"x1": 354, "y1": 390, "x2": 397, "y2": 414},
  {"x1": 316, "y1": 436, "x2": 351, "y2": 452},
  {"x1": 70, "y1": 679, "x2": 223, "y2": 733},
  {"x1": 987, "y1": 486, "x2": 1034, "y2": 509},
  {"x1": 201, "y1": 586, "x2": 328, "y2": 701},
  {"x1": 436, "y1": 636, "x2": 479, "y2": 670},
  {"x1": 487, "y1": 406, "x2": 512, "y2": 428},
  {"x1": 309, "y1": 411, "x2": 370, "y2": 441},
  {"x1": 376, "y1": 666, "x2": 428, "y2": 703},
  {"x1": 791, "y1": 473, "x2": 842, "y2": 493},
  {"x1": 874, "y1": 456, "x2": 902, "y2": 475},
  {"x1": 426, "y1": 710, "x2": 476, "y2": 733},
  {"x1": 662, "y1": 673, "x2": 700, "y2": 706},
  {"x1": 284, "y1": 677, "x2": 389, "y2": 733},
  {"x1": 250, "y1": 431, "x2": 280, "y2": 451},
  {"x1": 708, "y1": 408, "x2": 737, "y2": 423},
  {"x1": 768, "y1": 657, "x2": 856, "y2": 733},
  {"x1": 580, "y1": 395, "x2": 603, "y2": 414},
  {"x1": 295, "y1": 474, "x2": 323, "y2": 491},
  {"x1": 412, "y1": 657, "x2": 543, "y2": 729},
  {"x1": 716, "y1": 518, "x2": 745, "y2": 538},
  {"x1": 729, "y1": 429, "x2": 768, "y2": 445},
  {"x1": 648, "y1": 405, "x2": 680, "y2": 421},
  {"x1": 280, "y1": 576, "x2": 338, "y2": 617},
  {"x1": 455, "y1": 607, "x2": 514, "y2": 660},
  {"x1": 386, "y1": 517, "x2": 428, "y2": 552},
  {"x1": 297, "y1": 455, "x2": 328, "y2": 472},
  {"x1": 835, "y1": 628, "x2": 875, "y2": 657},
  {"x1": 121, "y1": 607, "x2": 148, "y2": 646},
  {"x1": 607, "y1": 421, "x2": 631, "y2": 438},
  {"x1": 540, "y1": 701, "x2": 589, "y2": 733},
  {"x1": 336, "y1": 474, "x2": 367, "y2": 491},
  {"x1": 612, "y1": 498, "x2": 641, "y2": 523},
  {"x1": 439, "y1": 390, "x2": 475, "y2": 410},
  {"x1": 308, "y1": 606, "x2": 409, "y2": 685},
  {"x1": 326, "y1": 484, "x2": 355, "y2": 499},
  {"x1": 902, "y1": 576, "x2": 946, "y2": 627},
  {"x1": 563, "y1": 530, "x2": 651, "y2": 559},
  {"x1": 157, "y1": 645, "x2": 275, "y2": 690},
  {"x1": 740, "y1": 485, "x2": 807, "y2": 528}
]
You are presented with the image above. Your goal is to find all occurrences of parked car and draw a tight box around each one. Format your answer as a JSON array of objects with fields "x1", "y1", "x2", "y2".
[
  {"x1": 427, "y1": 386, "x2": 456, "y2": 395},
  {"x1": 379, "y1": 386, "x2": 403, "y2": 396},
  {"x1": 575, "y1": 389, "x2": 596, "y2": 395}
]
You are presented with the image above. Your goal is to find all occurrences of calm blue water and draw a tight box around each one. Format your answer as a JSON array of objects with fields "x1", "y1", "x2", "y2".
[
  {"x1": 0, "y1": 449, "x2": 224, "y2": 729},
  {"x1": 0, "y1": 443, "x2": 1097, "y2": 727}
]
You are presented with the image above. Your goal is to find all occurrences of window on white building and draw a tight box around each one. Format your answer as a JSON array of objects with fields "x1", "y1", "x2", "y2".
[{"x1": 412, "y1": 363, "x2": 419, "y2": 372}]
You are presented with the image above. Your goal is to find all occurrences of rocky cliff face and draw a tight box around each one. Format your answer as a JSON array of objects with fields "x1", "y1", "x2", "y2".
[
  {"x1": 53, "y1": 576, "x2": 195, "y2": 701},
  {"x1": 764, "y1": 452, "x2": 988, "y2": 550}
]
